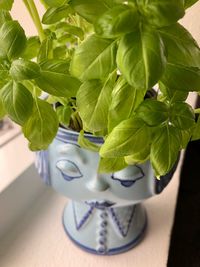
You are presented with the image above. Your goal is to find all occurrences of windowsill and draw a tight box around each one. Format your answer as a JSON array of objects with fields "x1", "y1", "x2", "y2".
[{"x1": 0, "y1": 133, "x2": 35, "y2": 193}]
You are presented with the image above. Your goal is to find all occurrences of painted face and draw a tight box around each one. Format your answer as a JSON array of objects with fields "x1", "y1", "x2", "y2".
[{"x1": 48, "y1": 137, "x2": 156, "y2": 206}]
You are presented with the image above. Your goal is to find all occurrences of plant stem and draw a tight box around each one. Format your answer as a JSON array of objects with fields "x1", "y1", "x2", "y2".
[{"x1": 23, "y1": 0, "x2": 46, "y2": 42}]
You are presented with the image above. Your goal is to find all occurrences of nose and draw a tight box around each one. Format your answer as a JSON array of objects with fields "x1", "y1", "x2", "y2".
[{"x1": 86, "y1": 175, "x2": 109, "y2": 192}]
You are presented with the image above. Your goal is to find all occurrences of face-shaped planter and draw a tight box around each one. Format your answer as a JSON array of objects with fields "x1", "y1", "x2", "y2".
[{"x1": 36, "y1": 128, "x2": 178, "y2": 255}]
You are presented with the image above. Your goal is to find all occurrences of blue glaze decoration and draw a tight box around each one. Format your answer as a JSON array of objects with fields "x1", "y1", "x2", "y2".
[
  {"x1": 109, "y1": 206, "x2": 136, "y2": 238},
  {"x1": 85, "y1": 201, "x2": 115, "y2": 210},
  {"x1": 35, "y1": 150, "x2": 51, "y2": 185},
  {"x1": 111, "y1": 165, "x2": 144, "y2": 187},
  {"x1": 72, "y1": 202, "x2": 94, "y2": 230},
  {"x1": 62, "y1": 210, "x2": 148, "y2": 256},
  {"x1": 56, "y1": 159, "x2": 83, "y2": 181}
]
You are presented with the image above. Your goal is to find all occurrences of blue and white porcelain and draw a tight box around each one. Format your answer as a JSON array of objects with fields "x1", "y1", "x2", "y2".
[{"x1": 36, "y1": 127, "x2": 178, "y2": 255}]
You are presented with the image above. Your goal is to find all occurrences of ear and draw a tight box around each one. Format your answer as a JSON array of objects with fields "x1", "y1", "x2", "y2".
[{"x1": 35, "y1": 150, "x2": 51, "y2": 185}]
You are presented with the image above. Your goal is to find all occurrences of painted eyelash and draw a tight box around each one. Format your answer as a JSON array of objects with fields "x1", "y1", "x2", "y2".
[
  {"x1": 111, "y1": 165, "x2": 145, "y2": 187},
  {"x1": 56, "y1": 160, "x2": 83, "y2": 181}
]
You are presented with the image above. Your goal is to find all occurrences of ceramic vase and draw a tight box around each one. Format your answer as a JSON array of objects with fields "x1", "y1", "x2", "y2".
[{"x1": 36, "y1": 127, "x2": 178, "y2": 255}]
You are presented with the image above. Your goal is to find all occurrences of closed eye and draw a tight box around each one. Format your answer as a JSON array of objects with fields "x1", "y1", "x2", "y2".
[
  {"x1": 56, "y1": 160, "x2": 83, "y2": 181},
  {"x1": 112, "y1": 165, "x2": 144, "y2": 187}
]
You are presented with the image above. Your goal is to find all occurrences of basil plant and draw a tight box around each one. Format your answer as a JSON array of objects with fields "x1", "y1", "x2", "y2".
[{"x1": 0, "y1": 0, "x2": 200, "y2": 177}]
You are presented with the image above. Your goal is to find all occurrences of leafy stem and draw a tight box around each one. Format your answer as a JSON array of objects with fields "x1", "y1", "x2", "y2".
[{"x1": 23, "y1": 0, "x2": 46, "y2": 42}]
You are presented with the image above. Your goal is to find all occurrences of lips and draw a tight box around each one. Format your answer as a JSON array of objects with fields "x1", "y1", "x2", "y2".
[{"x1": 85, "y1": 200, "x2": 116, "y2": 209}]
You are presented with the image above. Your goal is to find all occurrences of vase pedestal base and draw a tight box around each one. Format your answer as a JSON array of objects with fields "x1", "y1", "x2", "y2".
[{"x1": 62, "y1": 201, "x2": 147, "y2": 255}]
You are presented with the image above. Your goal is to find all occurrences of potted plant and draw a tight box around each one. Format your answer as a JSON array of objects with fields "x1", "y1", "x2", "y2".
[{"x1": 1, "y1": 0, "x2": 200, "y2": 255}]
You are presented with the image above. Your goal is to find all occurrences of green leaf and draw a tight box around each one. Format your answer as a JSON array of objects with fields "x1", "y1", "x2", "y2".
[
  {"x1": 159, "y1": 82, "x2": 188, "y2": 102},
  {"x1": 21, "y1": 36, "x2": 40, "y2": 60},
  {"x1": 77, "y1": 73, "x2": 116, "y2": 132},
  {"x1": 53, "y1": 46, "x2": 67, "y2": 59},
  {"x1": 108, "y1": 77, "x2": 145, "y2": 131},
  {"x1": 161, "y1": 63, "x2": 200, "y2": 91},
  {"x1": 78, "y1": 130, "x2": 100, "y2": 152},
  {"x1": 56, "y1": 105, "x2": 71, "y2": 127},
  {"x1": 0, "y1": 97, "x2": 6, "y2": 119},
  {"x1": 56, "y1": 22, "x2": 84, "y2": 40},
  {"x1": 70, "y1": 34, "x2": 117, "y2": 81},
  {"x1": 95, "y1": 4, "x2": 139, "y2": 38},
  {"x1": 159, "y1": 24, "x2": 200, "y2": 68},
  {"x1": 0, "y1": 0, "x2": 14, "y2": 11},
  {"x1": 137, "y1": 0, "x2": 185, "y2": 27},
  {"x1": 37, "y1": 38, "x2": 53, "y2": 63},
  {"x1": 0, "y1": 62, "x2": 9, "y2": 80},
  {"x1": 192, "y1": 115, "x2": 200, "y2": 141},
  {"x1": 0, "y1": 81, "x2": 33, "y2": 125},
  {"x1": 10, "y1": 59, "x2": 41, "y2": 81},
  {"x1": 21, "y1": 80, "x2": 42, "y2": 97},
  {"x1": 136, "y1": 99, "x2": 168, "y2": 126},
  {"x1": 70, "y1": 0, "x2": 113, "y2": 23},
  {"x1": 100, "y1": 117, "x2": 151, "y2": 158},
  {"x1": 0, "y1": 10, "x2": 12, "y2": 27},
  {"x1": 170, "y1": 102, "x2": 195, "y2": 130},
  {"x1": 125, "y1": 145, "x2": 150, "y2": 164},
  {"x1": 98, "y1": 157, "x2": 127, "y2": 173},
  {"x1": 184, "y1": 0, "x2": 199, "y2": 8},
  {"x1": 42, "y1": 4, "x2": 73, "y2": 25},
  {"x1": 117, "y1": 27, "x2": 166, "y2": 90},
  {"x1": 40, "y1": 59, "x2": 70, "y2": 74},
  {"x1": 150, "y1": 125, "x2": 181, "y2": 176},
  {"x1": 0, "y1": 20, "x2": 26, "y2": 60},
  {"x1": 35, "y1": 59, "x2": 81, "y2": 97},
  {"x1": 42, "y1": 0, "x2": 68, "y2": 7},
  {"x1": 23, "y1": 99, "x2": 59, "y2": 150},
  {"x1": 180, "y1": 128, "x2": 192, "y2": 148}
]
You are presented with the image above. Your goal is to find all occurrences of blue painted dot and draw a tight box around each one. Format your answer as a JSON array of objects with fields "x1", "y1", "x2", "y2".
[
  {"x1": 101, "y1": 221, "x2": 107, "y2": 228},
  {"x1": 97, "y1": 246, "x2": 107, "y2": 254},
  {"x1": 99, "y1": 229, "x2": 107, "y2": 236}
]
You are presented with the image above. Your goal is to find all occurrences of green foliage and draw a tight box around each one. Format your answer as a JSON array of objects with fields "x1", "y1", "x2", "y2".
[
  {"x1": 56, "y1": 105, "x2": 72, "y2": 127},
  {"x1": 0, "y1": 20, "x2": 26, "y2": 60},
  {"x1": 184, "y1": 0, "x2": 199, "y2": 8},
  {"x1": 136, "y1": 0, "x2": 185, "y2": 27},
  {"x1": 78, "y1": 130, "x2": 100, "y2": 152},
  {"x1": 117, "y1": 27, "x2": 167, "y2": 90},
  {"x1": 77, "y1": 72, "x2": 116, "y2": 133},
  {"x1": 42, "y1": 4, "x2": 73, "y2": 25},
  {"x1": 100, "y1": 117, "x2": 151, "y2": 158},
  {"x1": 70, "y1": 0, "x2": 112, "y2": 23},
  {"x1": 0, "y1": 10, "x2": 12, "y2": 27},
  {"x1": 108, "y1": 76, "x2": 145, "y2": 131},
  {"x1": 98, "y1": 157, "x2": 128, "y2": 173},
  {"x1": 0, "y1": 0, "x2": 199, "y2": 176},
  {"x1": 136, "y1": 99, "x2": 168, "y2": 126},
  {"x1": 0, "y1": 81, "x2": 33, "y2": 125},
  {"x1": 10, "y1": 59, "x2": 41, "y2": 81},
  {"x1": 22, "y1": 36, "x2": 40, "y2": 60},
  {"x1": 23, "y1": 99, "x2": 59, "y2": 150},
  {"x1": 35, "y1": 59, "x2": 81, "y2": 97},
  {"x1": 0, "y1": 0, "x2": 14, "y2": 11},
  {"x1": 150, "y1": 125, "x2": 181, "y2": 177},
  {"x1": 95, "y1": 4, "x2": 139, "y2": 38},
  {"x1": 70, "y1": 34, "x2": 117, "y2": 81}
]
